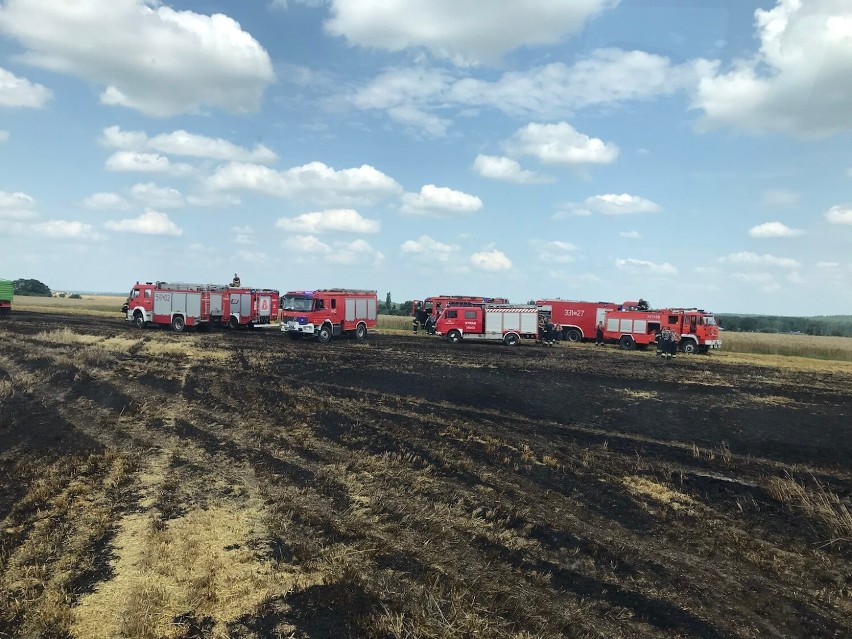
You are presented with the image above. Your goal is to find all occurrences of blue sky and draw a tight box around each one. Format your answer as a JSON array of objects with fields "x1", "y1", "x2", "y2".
[{"x1": 1, "y1": 0, "x2": 850, "y2": 315}]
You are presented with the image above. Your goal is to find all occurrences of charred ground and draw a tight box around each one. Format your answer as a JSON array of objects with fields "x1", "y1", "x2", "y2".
[{"x1": 1, "y1": 312, "x2": 850, "y2": 638}]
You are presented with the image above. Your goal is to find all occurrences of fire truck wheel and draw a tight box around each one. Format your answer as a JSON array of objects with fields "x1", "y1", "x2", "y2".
[
  {"x1": 133, "y1": 313, "x2": 145, "y2": 329},
  {"x1": 317, "y1": 325, "x2": 332, "y2": 343},
  {"x1": 447, "y1": 330, "x2": 462, "y2": 344},
  {"x1": 618, "y1": 335, "x2": 635, "y2": 350},
  {"x1": 681, "y1": 341, "x2": 697, "y2": 354},
  {"x1": 229, "y1": 316, "x2": 239, "y2": 330},
  {"x1": 503, "y1": 333, "x2": 520, "y2": 346},
  {"x1": 355, "y1": 323, "x2": 367, "y2": 340},
  {"x1": 171, "y1": 315, "x2": 186, "y2": 333},
  {"x1": 566, "y1": 328, "x2": 582, "y2": 342}
]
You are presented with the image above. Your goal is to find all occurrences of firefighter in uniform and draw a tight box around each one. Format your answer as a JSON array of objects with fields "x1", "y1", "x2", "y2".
[
  {"x1": 231, "y1": 273, "x2": 241, "y2": 287},
  {"x1": 596, "y1": 321, "x2": 605, "y2": 346},
  {"x1": 659, "y1": 328, "x2": 671, "y2": 358},
  {"x1": 670, "y1": 330, "x2": 681, "y2": 358}
]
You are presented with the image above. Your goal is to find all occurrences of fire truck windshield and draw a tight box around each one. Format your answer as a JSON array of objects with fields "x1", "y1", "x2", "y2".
[
  {"x1": 282, "y1": 296, "x2": 313, "y2": 312},
  {"x1": 703, "y1": 316, "x2": 717, "y2": 325}
]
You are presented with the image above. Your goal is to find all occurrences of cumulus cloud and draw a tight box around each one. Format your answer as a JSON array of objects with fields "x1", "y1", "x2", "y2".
[
  {"x1": 748, "y1": 221, "x2": 804, "y2": 238},
  {"x1": 472, "y1": 154, "x2": 550, "y2": 184},
  {"x1": 620, "y1": 230, "x2": 642, "y2": 239},
  {"x1": 105, "y1": 151, "x2": 195, "y2": 176},
  {"x1": 400, "y1": 184, "x2": 483, "y2": 217},
  {"x1": 328, "y1": 239, "x2": 384, "y2": 266},
  {"x1": 130, "y1": 183, "x2": 185, "y2": 209},
  {"x1": 82, "y1": 192, "x2": 131, "y2": 211},
  {"x1": 400, "y1": 235, "x2": 460, "y2": 263},
  {"x1": 720, "y1": 252, "x2": 800, "y2": 268},
  {"x1": 100, "y1": 125, "x2": 277, "y2": 163},
  {"x1": 587, "y1": 194, "x2": 661, "y2": 215},
  {"x1": 732, "y1": 272, "x2": 780, "y2": 293},
  {"x1": 507, "y1": 122, "x2": 618, "y2": 166},
  {"x1": 324, "y1": 0, "x2": 615, "y2": 65},
  {"x1": 105, "y1": 209, "x2": 183, "y2": 236},
  {"x1": 470, "y1": 249, "x2": 512, "y2": 271},
  {"x1": 0, "y1": 66, "x2": 52, "y2": 107},
  {"x1": 0, "y1": 130, "x2": 7, "y2": 141},
  {"x1": 530, "y1": 240, "x2": 578, "y2": 263},
  {"x1": 275, "y1": 208, "x2": 380, "y2": 234},
  {"x1": 208, "y1": 161, "x2": 402, "y2": 205},
  {"x1": 615, "y1": 258, "x2": 677, "y2": 276},
  {"x1": 34, "y1": 220, "x2": 104, "y2": 241},
  {"x1": 386, "y1": 105, "x2": 452, "y2": 138},
  {"x1": 282, "y1": 234, "x2": 332, "y2": 254},
  {"x1": 825, "y1": 205, "x2": 852, "y2": 225},
  {"x1": 693, "y1": 0, "x2": 852, "y2": 137},
  {"x1": 0, "y1": 0, "x2": 274, "y2": 117},
  {"x1": 0, "y1": 190, "x2": 37, "y2": 219}
]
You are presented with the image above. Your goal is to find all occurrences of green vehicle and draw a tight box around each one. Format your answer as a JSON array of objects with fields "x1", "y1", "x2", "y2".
[{"x1": 0, "y1": 278, "x2": 13, "y2": 317}]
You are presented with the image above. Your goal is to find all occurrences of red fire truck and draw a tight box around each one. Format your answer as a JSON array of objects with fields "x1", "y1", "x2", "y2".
[
  {"x1": 535, "y1": 299, "x2": 628, "y2": 342},
  {"x1": 280, "y1": 289, "x2": 378, "y2": 343},
  {"x1": 603, "y1": 308, "x2": 721, "y2": 353},
  {"x1": 435, "y1": 304, "x2": 541, "y2": 345},
  {"x1": 412, "y1": 295, "x2": 509, "y2": 331},
  {"x1": 123, "y1": 282, "x2": 279, "y2": 332}
]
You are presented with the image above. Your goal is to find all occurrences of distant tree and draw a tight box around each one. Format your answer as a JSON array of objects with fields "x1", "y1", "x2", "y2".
[
  {"x1": 637, "y1": 299, "x2": 650, "y2": 311},
  {"x1": 14, "y1": 278, "x2": 51, "y2": 297},
  {"x1": 69, "y1": 293, "x2": 82, "y2": 299},
  {"x1": 386, "y1": 291, "x2": 392, "y2": 308}
]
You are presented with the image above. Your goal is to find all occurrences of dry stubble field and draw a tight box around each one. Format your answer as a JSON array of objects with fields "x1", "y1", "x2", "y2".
[{"x1": 1, "y1": 311, "x2": 850, "y2": 638}]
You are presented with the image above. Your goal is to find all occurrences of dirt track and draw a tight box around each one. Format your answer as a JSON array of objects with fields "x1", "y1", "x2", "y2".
[{"x1": 1, "y1": 312, "x2": 850, "y2": 638}]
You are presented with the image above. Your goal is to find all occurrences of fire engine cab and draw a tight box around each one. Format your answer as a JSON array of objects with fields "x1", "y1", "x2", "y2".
[
  {"x1": 412, "y1": 295, "x2": 510, "y2": 326},
  {"x1": 604, "y1": 308, "x2": 721, "y2": 353},
  {"x1": 435, "y1": 304, "x2": 541, "y2": 345},
  {"x1": 280, "y1": 289, "x2": 378, "y2": 343}
]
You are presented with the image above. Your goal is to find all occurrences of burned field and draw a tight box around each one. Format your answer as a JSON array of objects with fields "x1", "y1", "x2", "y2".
[{"x1": 1, "y1": 313, "x2": 850, "y2": 638}]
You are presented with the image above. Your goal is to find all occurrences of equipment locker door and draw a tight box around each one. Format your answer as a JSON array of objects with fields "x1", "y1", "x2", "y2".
[{"x1": 241, "y1": 294, "x2": 251, "y2": 320}]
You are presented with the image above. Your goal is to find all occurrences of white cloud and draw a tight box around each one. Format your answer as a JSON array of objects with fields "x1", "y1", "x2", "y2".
[
  {"x1": 693, "y1": 0, "x2": 852, "y2": 137},
  {"x1": 0, "y1": 190, "x2": 37, "y2": 219},
  {"x1": 748, "y1": 221, "x2": 804, "y2": 238},
  {"x1": 470, "y1": 249, "x2": 512, "y2": 271},
  {"x1": 620, "y1": 230, "x2": 642, "y2": 239},
  {"x1": 472, "y1": 154, "x2": 550, "y2": 184},
  {"x1": 236, "y1": 250, "x2": 270, "y2": 264},
  {"x1": 328, "y1": 239, "x2": 384, "y2": 266},
  {"x1": 282, "y1": 234, "x2": 332, "y2": 254},
  {"x1": 207, "y1": 161, "x2": 402, "y2": 205},
  {"x1": 400, "y1": 184, "x2": 483, "y2": 217},
  {"x1": 732, "y1": 272, "x2": 780, "y2": 293},
  {"x1": 100, "y1": 125, "x2": 277, "y2": 163},
  {"x1": 0, "y1": 0, "x2": 274, "y2": 117},
  {"x1": 584, "y1": 194, "x2": 661, "y2": 216},
  {"x1": 349, "y1": 51, "x2": 713, "y2": 136},
  {"x1": 761, "y1": 188, "x2": 799, "y2": 207},
  {"x1": 787, "y1": 271, "x2": 805, "y2": 285},
  {"x1": 82, "y1": 192, "x2": 131, "y2": 211},
  {"x1": 507, "y1": 122, "x2": 619, "y2": 166},
  {"x1": 817, "y1": 261, "x2": 840, "y2": 268},
  {"x1": 324, "y1": 0, "x2": 615, "y2": 65},
  {"x1": 185, "y1": 192, "x2": 241, "y2": 208},
  {"x1": 530, "y1": 240, "x2": 578, "y2": 263},
  {"x1": 130, "y1": 183, "x2": 185, "y2": 209},
  {"x1": 34, "y1": 220, "x2": 104, "y2": 241},
  {"x1": 105, "y1": 209, "x2": 183, "y2": 236},
  {"x1": 105, "y1": 151, "x2": 195, "y2": 176},
  {"x1": 615, "y1": 258, "x2": 677, "y2": 276},
  {"x1": 0, "y1": 66, "x2": 52, "y2": 107},
  {"x1": 720, "y1": 252, "x2": 800, "y2": 268},
  {"x1": 825, "y1": 205, "x2": 852, "y2": 225},
  {"x1": 400, "y1": 235, "x2": 460, "y2": 263},
  {"x1": 0, "y1": 130, "x2": 9, "y2": 141},
  {"x1": 275, "y1": 208, "x2": 380, "y2": 234}
]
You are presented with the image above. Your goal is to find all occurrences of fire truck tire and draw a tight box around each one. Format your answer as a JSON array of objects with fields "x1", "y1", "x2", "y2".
[
  {"x1": 355, "y1": 323, "x2": 367, "y2": 340},
  {"x1": 229, "y1": 316, "x2": 239, "y2": 330},
  {"x1": 171, "y1": 315, "x2": 186, "y2": 333},
  {"x1": 681, "y1": 340, "x2": 697, "y2": 354},
  {"x1": 447, "y1": 330, "x2": 462, "y2": 344},
  {"x1": 618, "y1": 335, "x2": 635, "y2": 350},
  {"x1": 566, "y1": 328, "x2": 582, "y2": 342},
  {"x1": 133, "y1": 312, "x2": 145, "y2": 329},
  {"x1": 317, "y1": 324, "x2": 332, "y2": 343},
  {"x1": 503, "y1": 333, "x2": 520, "y2": 346}
]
